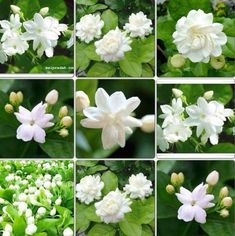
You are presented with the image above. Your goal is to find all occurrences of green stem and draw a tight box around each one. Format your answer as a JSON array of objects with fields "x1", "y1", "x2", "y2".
[
  {"x1": 20, "y1": 142, "x2": 31, "y2": 158},
  {"x1": 182, "y1": 221, "x2": 193, "y2": 236}
]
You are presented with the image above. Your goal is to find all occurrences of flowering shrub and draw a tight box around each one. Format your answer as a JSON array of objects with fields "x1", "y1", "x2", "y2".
[
  {"x1": 76, "y1": 160, "x2": 155, "y2": 236},
  {"x1": 0, "y1": 0, "x2": 73, "y2": 73},
  {"x1": 157, "y1": 84, "x2": 235, "y2": 153},
  {"x1": 76, "y1": 79, "x2": 155, "y2": 158},
  {"x1": 0, "y1": 79, "x2": 74, "y2": 158},
  {"x1": 157, "y1": 0, "x2": 235, "y2": 77},
  {"x1": 157, "y1": 160, "x2": 235, "y2": 236},
  {"x1": 76, "y1": 0, "x2": 154, "y2": 77},
  {"x1": 0, "y1": 160, "x2": 74, "y2": 236}
]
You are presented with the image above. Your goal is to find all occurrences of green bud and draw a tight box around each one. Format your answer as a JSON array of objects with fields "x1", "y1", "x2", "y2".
[
  {"x1": 170, "y1": 54, "x2": 185, "y2": 68},
  {"x1": 203, "y1": 90, "x2": 214, "y2": 100},
  {"x1": 220, "y1": 208, "x2": 229, "y2": 218},
  {"x1": 61, "y1": 116, "x2": 73, "y2": 127},
  {"x1": 166, "y1": 184, "x2": 175, "y2": 194},
  {"x1": 59, "y1": 128, "x2": 69, "y2": 138},
  {"x1": 9, "y1": 92, "x2": 18, "y2": 106},
  {"x1": 219, "y1": 187, "x2": 229, "y2": 199},
  {"x1": 16, "y1": 91, "x2": 23, "y2": 104},
  {"x1": 210, "y1": 55, "x2": 225, "y2": 70},
  {"x1": 4, "y1": 104, "x2": 14, "y2": 113},
  {"x1": 221, "y1": 197, "x2": 233, "y2": 208},
  {"x1": 178, "y1": 172, "x2": 184, "y2": 185},
  {"x1": 59, "y1": 106, "x2": 68, "y2": 118},
  {"x1": 170, "y1": 173, "x2": 179, "y2": 186}
]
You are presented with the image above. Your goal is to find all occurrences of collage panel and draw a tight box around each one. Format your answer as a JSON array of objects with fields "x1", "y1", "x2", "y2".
[
  {"x1": 76, "y1": 79, "x2": 155, "y2": 158},
  {"x1": 157, "y1": 160, "x2": 235, "y2": 236},
  {"x1": 0, "y1": 0, "x2": 74, "y2": 74},
  {"x1": 157, "y1": 0, "x2": 235, "y2": 77},
  {"x1": 76, "y1": 160, "x2": 155, "y2": 235},
  {"x1": 156, "y1": 83, "x2": 235, "y2": 154},
  {"x1": 0, "y1": 79, "x2": 74, "y2": 158},
  {"x1": 0, "y1": 160, "x2": 74, "y2": 236},
  {"x1": 76, "y1": 0, "x2": 155, "y2": 77}
]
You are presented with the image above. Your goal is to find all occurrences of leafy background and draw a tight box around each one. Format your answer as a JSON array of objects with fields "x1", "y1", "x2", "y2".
[
  {"x1": 157, "y1": 160, "x2": 235, "y2": 236},
  {"x1": 76, "y1": 0, "x2": 155, "y2": 77},
  {"x1": 157, "y1": 0, "x2": 235, "y2": 77},
  {"x1": 76, "y1": 160, "x2": 155, "y2": 236},
  {"x1": 0, "y1": 0, "x2": 74, "y2": 73},
  {"x1": 157, "y1": 84, "x2": 235, "y2": 153},
  {"x1": 0, "y1": 79, "x2": 74, "y2": 158},
  {"x1": 76, "y1": 79, "x2": 155, "y2": 158}
]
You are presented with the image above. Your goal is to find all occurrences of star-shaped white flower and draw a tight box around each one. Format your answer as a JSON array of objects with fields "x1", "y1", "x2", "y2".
[
  {"x1": 14, "y1": 102, "x2": 54, "y2": 143},
  {"x1": 176, "y1": 183, "x2": 215, "y2": 224},
  {"x1": 81, "y1": 88, "x2": 142, "y2": 149},
  {"x1": 157, "y1": 125, "x2": 169, "y2": 152}
]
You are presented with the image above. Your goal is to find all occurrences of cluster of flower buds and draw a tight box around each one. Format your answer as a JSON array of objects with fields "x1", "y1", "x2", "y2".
[
  {"x1": 4, "y1": 91, "x2": 23, "y2": 113},
  {"x1": 166, "y1": 172, "x2": 185, "y2": 194}
]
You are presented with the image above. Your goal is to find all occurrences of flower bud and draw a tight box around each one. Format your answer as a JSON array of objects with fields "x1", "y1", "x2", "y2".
[
  {"x1": 4, "y1": 104, "x2": 14, "y2": 113},
  {"x1": 50, "y1": 207, "x2": 56, "y2": 216},
  {"x1": 63, "y1": 227, "x2": 73, "y2": 236},
  {"x1": 203, "y1": 90, "x2": 214, "y2": 100},
  {"x1": 59, "y1": 106, "x2": 68, "y2": 118},
  {"x1": 25, "y1": 224, "x2": 37, "y2": 235},
  {"x1": 220, "y1": 208, "x2": 229, "y2": 218},
  {"x1": 59, "y1": 128, "x2": 69, "y2": 137},
  {"x1": 170, "y1": 173, "x2": 179, "y2": 186},
  {"x1": 166, "y1": 184, "x2": 175, "y2": 194},
  {"x1": 141, "y1": 115, "x2": 154, "y2": 133},
  {"x1": 16, "y1": 91, "x2": 23, "y2": 104},
  {"x1": 170, "y1": 54, "x2": 185, "y2": 68},
  {"x1": 206, "y1": 170, "x2": 219, "y2": 186},
  {"x1": 4, "y1": 224, "x2": 12, "y2": 232},
  {"x1": 55, "y1": 197, "x2": 62, "y2": 205},
  {"x1": 221, "y1": 197, "x2": 233, "y2": 208},
  {"x1": 61, "y1": 116, "x2": 73, "y2": 127},
  {"x1": 9, "y1": 92, "x2": 18, "y2": 105},
  {"x1": 76, "y1": 91, "x2": 90, "y2": 112},
  {"x1": 178, "y1": 172, "x2": 184, "y2": 185},
  {"x1": 219, "y1": 187, "x2": 229, "y2": 199},
  {"x1": 39, "y1": 7, "x2": 49, "y2": 16},
  {"x1": 45, "y1": 89, "x2": 59, "y2": 105},
  {"x1": 10, "y1": 5, "x2": 21, "y2": 14},
  {"x1": 172, "y1": 88, "x2": 183, "y2": 98},
  {"x1": 37, "y1": 207, "x2": 46, "y2": 215},
  {"x1": 210, "y1": 55, "x2": 225, "y2": 70}
]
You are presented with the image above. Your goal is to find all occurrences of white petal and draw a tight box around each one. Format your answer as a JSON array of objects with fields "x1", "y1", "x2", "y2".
[
  {"x1": 33, "y1": 125, "x2": 46, "y2": 143},
  {"x1": 95, "y1": 88, "x2": 110, "y2": 112},
  {"x1": 16, "y1": 124, "x2": 34, "y2": 142},
  {"x1": 101, "y1": 125, "x2": 118, "y2": 149},
  {"x1": 194, "y1": 205, "x2": 207, "y2": 224},
  {"x1": 177, "y1": 204, "x2": 195, "y2": 222}
]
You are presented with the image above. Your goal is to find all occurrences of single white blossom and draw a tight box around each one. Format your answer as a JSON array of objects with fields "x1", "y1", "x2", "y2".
[
  {"x1": 124, "y1": 11, "x2": 153, "y2": 38},
  {"x1": 76, "y1": 175, "x2": 104, "y2": 204},
  {"x1": 76, "y1": 14, "x2": 104, "y2": 43},
  {"x1": 81, "y1": 88, "x2": 142, "y2": 149},
  {"x1": 14, "y1": 102, "x2": 54, "y2": 143},
  {"x1": 176, "y1": 183, "x2": 214, "y2": 223},
  {"x1": 173, "y1": 9, "x2": 227, "y2": 63},
  {"x1": 157, "y1": 125, "x2": 169, "y2": 152},
  {"x1": 124, "y1": 173, "x2": 153, "y2": 199},
  {"x1": 25, "y1": 224, "x2": 37, "y2": 235},
  {"x1": 95, "y1": 27, "x2": 131, "y2": 62},
  {"x1": 63, "y1": 227, "x2": 73, "y2": 236},
  {"x1": 95, "y1": 189, "x2": 132, "y2": 224}
]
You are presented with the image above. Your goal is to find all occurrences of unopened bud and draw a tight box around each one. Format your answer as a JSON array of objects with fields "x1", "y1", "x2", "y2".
[
  {"x1": 76, "y1": 91, "x2": 90, "y2": 112},
  {"x1": 220, "y1": 208, "x2": 229, "y2": 218},
  {"x1": 170, "y1": 173, "x2": 179, "y2": 186},
  {"x1": 59, "y1": 106, "x2": 68, "y2": 118},
  {"x1": 10, "y1": 5, "x2": 21, "y2": 14},
  {"x1": 178, "y1": 172, "x2": 184, "y2": 185},
  {"x1": 203, "y1": 90, "x2": 214, "y2": 100},
  {"x1": 210, "y1": 55, "x2": 225, "y2": 70},
  {"x1": 141, "y1": 115, "x2": 154, "y2": 133},
  {"x1": 221, "y1": 197, "x2": 233, "y2": 208},
  {"x1": 166, "y1": 184, "x2": 175, "y2": 194},
  {"x1": 219, "y1": 187, "x2": 229, "y2": 199},
  {"x1": 16, "y1": 91, "x2": 23, "y2": 104},
  {"x1": 170, "y1": 54, "x2": 185, "y2": 68},
  {"x1": 45, "y1": 89, "x2": 59, "y2": 105},
  {"x1": 61, "y1": 116, "x2": 73, "y2": 127},
  {"x1": 59, "y1": 128, "x2": 69, "y2": 137},
  {"x1": 39, "y1": 7, "x2": 49, "y2": 16},
  {"x1": 206, "y1": 170, "x2": 219, "y2": 186},
  {"x1": 9, "y1": 92, "x2": 18, "y2": 105},
  {"x1": 4, "y1": 104, "x2": 14, "y2": 113},
  {"x1": 172, "y1": 88, "x2": 183, "y2": 98}
]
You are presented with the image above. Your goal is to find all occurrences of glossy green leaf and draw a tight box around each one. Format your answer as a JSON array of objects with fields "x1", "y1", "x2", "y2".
[{"x1": 101, "y1": 170, "x2": 118, "y2": 194}]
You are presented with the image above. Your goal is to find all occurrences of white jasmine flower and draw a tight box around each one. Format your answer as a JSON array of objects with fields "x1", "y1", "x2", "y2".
[
  {"x1": 173, "y1": 9, "x2": 227, "y2": 63},
  {"x1": 45, "y1": 89, "x2": 59, "y2": 105},
  {"x1": 63, "y1": 227, "x2": 73, "y2": 236},
  {"x1": 176, "y1": 183, "x2": 215, "y2": 223},
  {"x1": 81, "y1": 88, "x2": 142, "y2": 149},
  {"x1": 76, "y1": 175, "x2": 104, "y2": 204},
  {"x1": 23, "y1": 13, "x2": 67, "y2": 57},
  {"x1": 95, "y1": 189, "x2": 132, "y2": 223},
  {"x1": 2, "y1": 232, "x2": 10, "y2": 236},
  {"x1": 18, "y1": 202, "x2": 28, "y2": 214},
  {"x1": 25, "y1": 224, "x2": 37, "y2": 235},
  {"x1": 5, "y1": 174, "x2": 15, "y2": 181},
  {"x1": 124, "y1": 11, "x2": 152, "y2": 38},
  {"x1": 76, "y1": 14, "x2": 104, "y2": 43},
  {"x1": 25, "y1": 209, "x2": 32, "y2": 218},
  {"x1": 27, "y1": 216, "x2": 35, "y2": 224},
  {"x1": 14, "y1": 102, "x2": 54, "y2": 143},
  {"x1": 124, "y1": 173, "x2": 153, "y2": 199},
  {"x1": 157, "y1": 125, "x2": 169, "y2": 152},
  {"x1": 95, "y1": 27, "x2": 132, "y2": 62},
  {"x1": 159, "y1": 98, "x2": 184, "y2": 128}
]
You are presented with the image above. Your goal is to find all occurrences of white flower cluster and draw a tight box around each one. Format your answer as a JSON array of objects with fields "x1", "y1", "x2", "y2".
[
  {"x1": 76, "y1": 173, "x2": 153, "y2": 223},
  {"x1": 75, "y1": 11, "x2": 152, "y2": 62},
  {"x1": 0, "y1": 161, "x2": 74, "y2": 236},
  {"x1": 157, "y1": 89, "x2": 234, "y2": 152},
  {"x1": 0, "y1": 6, "x2": 67, "y2": 64}
]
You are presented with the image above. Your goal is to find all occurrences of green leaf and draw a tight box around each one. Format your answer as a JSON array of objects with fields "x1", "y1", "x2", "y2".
[
  {"x1": 77, "y1": 0, "x2": 98, "y2": 5},
  {"x1": 88, "y1": 224, "x2": 116, "y2": 236},
  {"x1": 84, "y1": 44, "x2": 101, "y2": 61},
  {"x1": 192, "y1": 62, "x2": 208, "y2": 77},
  {"x1": 157, "y1": 160, "x2": 176, "y2": 174},
  {"x1": 168, "y1": 0, "x2": 212, "y2": 21},
  {"x1": 76, "y1": 203, "x2": 90, "y2": 232},
  {"x1": 101, "y1": 10, "x2": 118, "y2": 33},
  {"x1": 85, "y1": 205, "x2": 102, "y2": 222},
  {"x1": 13, "y1": 216, "x2": 27, "y2": 236},
  {"x1": 16, "y1": 0, "x2": 40, "y2": 19},
  {"x1": 119, "y1": 219, "x2": 142, "y2": 236},
  {"x1": 207, "y1": 143, "x2": 235, "y2": 153},
  {"x1": 0, "y1": 189, "x2": 15, "y2": 202},
  {"x1": 142, "y1": 64, "x2": 153, "y2": 77},
  {"x1": 88, "y1": 4, "x2": 108, "y2": 13},
  {"x1": 104, "y1": 0, "x2": 125, "y2": 10},
  {"x1": 0, "y1": 80, "x2": 14, "y2": 92},
  {"x1": 141, "y1": 225, "x2": 153, "y2": 236},
  {"x1": 215, "y1": 17, "x2": 235, "y2": 37},
  {"x1": 157, "y1": 16, "x2": 175, "y2": 43},
  {"x1": 222, "y1": 37, "x2": 235, "y2": 58},
  {"x1": 101, "y1": 171, "x2": 118, "y2": 194},
  {"x1": 201, "y1": 219, "x2": 235, "y2": 236},
  {"x1": 87, "y1": 63, "x2": 116, "y2": 77},
  {"x1": 76, "y1": 43, "x2": 90, "y2": 70}
]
